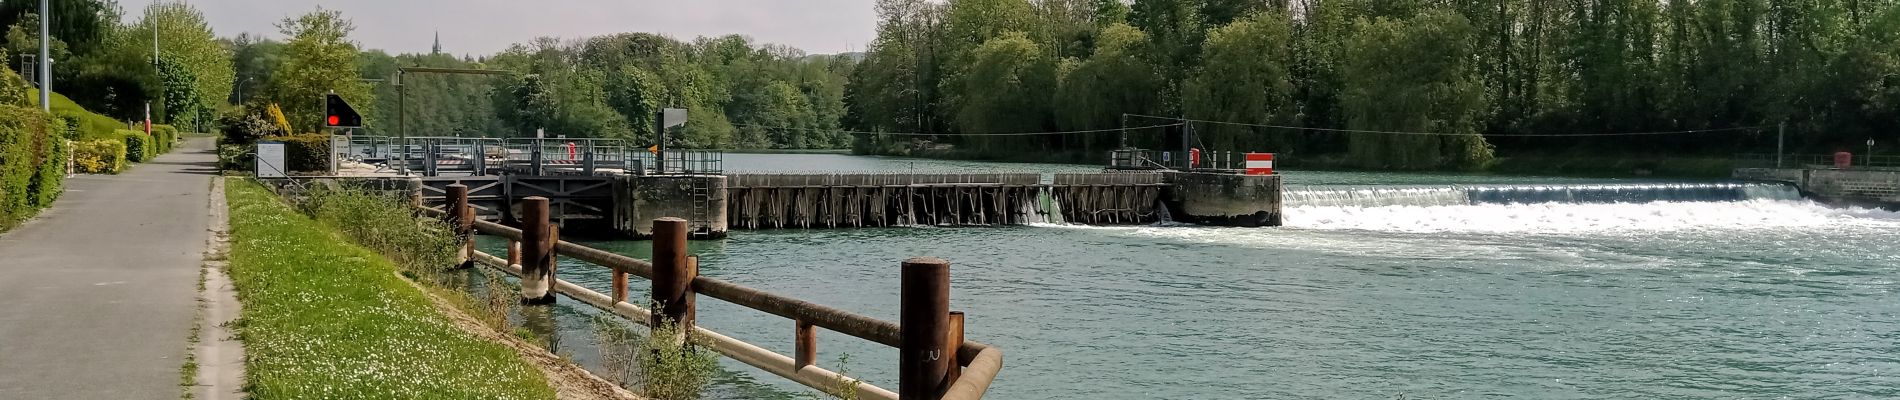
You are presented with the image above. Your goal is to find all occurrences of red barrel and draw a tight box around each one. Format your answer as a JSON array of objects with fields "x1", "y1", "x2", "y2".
[{"x1": 1835, "y1": 151, "x2": 1853, "y2": 169}]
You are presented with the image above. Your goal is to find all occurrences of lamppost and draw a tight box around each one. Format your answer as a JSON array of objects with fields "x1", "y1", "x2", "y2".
[{"x1": 37, "y1": 0, "x2": 50, "y2": 111}]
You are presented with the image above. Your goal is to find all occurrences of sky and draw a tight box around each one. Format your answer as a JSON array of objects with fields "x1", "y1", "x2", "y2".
[{"x1": 116, "y1": 0, "x2": 879, "y2": 56}]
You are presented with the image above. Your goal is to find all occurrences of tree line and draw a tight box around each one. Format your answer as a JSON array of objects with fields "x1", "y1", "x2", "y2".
[
  {"x1": 11, "y1": 1, "x2": 1897, "y2": 169},
  {"x1": 846, "y1": 0, "x2": 1900, "y2": 169}
]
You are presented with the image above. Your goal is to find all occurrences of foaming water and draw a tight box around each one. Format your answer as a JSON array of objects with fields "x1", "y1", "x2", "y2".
[
  {"x1": 1286, "y1": 200, "x2": 1900, "y2": 233},
  {"x1": 1285, "y1": 182, "x2": 1802, "y2": 208}
]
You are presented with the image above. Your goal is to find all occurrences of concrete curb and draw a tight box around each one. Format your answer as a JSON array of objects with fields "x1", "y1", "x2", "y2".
[{"x1": 194, "y1": 176, "x2": 246, "y2": 399}]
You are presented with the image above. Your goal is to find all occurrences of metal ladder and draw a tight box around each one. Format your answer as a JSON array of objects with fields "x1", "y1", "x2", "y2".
[{"x1": 689, "y1": 177, "x2": 711, "y2": 238}]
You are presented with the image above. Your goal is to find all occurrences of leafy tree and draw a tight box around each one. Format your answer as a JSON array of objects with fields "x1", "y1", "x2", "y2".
[
  {"x1": 1055, "y1": 22, "x2": 1162, "y2": 151},
  {"x1": 1342, "y1": 11, "x2": 1492, "y2": 170},
  {"x1": 264, "y1": 8, "x2": 374, "y2": 133},
  {"x1": 134, "y1": 1, "x2": 233, "y2": 116},
  {"x1": 0, "y1": 0, "x2": 114, "y2": 57},
  {"x1": 956, "y1": 31, "x2": 1057, "y2": 152},
  {"x1": 1184, "y1": 10, "x2": 1297, "y2": 153}
]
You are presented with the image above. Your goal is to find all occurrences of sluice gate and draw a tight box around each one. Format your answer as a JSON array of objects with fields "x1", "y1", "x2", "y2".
[{"x1": 724, "y1": 173, "x2": 1171, "y2": 229}]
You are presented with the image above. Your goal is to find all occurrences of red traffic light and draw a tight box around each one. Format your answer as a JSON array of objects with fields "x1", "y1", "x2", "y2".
[{"x1": 328, "y1": 115, "x2": 340, "y2": 126}]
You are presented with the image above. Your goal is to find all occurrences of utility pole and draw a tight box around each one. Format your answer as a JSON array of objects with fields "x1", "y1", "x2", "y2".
[{"x1": 37, "y1": 0, "x2": 50, "y2": 111}]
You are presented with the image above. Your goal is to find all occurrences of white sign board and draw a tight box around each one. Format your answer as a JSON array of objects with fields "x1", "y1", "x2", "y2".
[
  {"x1": 256, "y1": 142, "x2": 287, "y2": 178},
  {"x1": 663, "y1": 108, "x2": 689, "y2": 128}
]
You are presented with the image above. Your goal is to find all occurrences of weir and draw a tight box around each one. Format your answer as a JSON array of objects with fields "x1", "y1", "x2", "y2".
[
  {"x1": 724, "y1": 173, "x2": 1174, "y2": 228},
  {"x1": 299, "y1": 140, "x2": 1288, "y2": 237},
  {"x1": 1285, "y1": 182, "x2": 1801, "y2": 208}
]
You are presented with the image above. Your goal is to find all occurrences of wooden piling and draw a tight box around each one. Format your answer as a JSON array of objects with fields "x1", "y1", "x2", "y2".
[
  {"x1": 447, "y1": 184, "x2": 474, "y2": 270},
  {"x1": 946, "y1": 311, "x2": 965, "y2": 386},
  {"x1": 520, "y1": 196, "x2": 556, "y2": 305},
  {"x1": 651, "y1": 218, "x2": 695, "y2": 328},
  {"x1": 900, "y1": 257, "x2": 951, "y2": 400}
]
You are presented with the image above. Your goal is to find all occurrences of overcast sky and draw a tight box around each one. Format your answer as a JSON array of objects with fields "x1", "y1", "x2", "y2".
[{"x1": 116, "y1": 0, "x2": 878, "y2": 56}]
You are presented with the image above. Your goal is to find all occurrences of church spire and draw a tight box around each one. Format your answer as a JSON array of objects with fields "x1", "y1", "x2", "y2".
[{"x1": 432, "y1": 31, "x2": 442, "y2": 55}]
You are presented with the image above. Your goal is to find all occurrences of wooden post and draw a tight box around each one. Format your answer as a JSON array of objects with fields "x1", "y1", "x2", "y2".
[
  {"x1": 651, "y1": 218, "x2": 694, "y2": 328},
  {"x1": 406, "y1": 178, "x2": 424, "y2": 210},
  {"x1": 520, "y1": 197, "x2": 556, "y2": 305},
  {"x1": 795, "y1": 320, "x2": 817, "y2": 369},
  {"x1": 900, "y1": 257, "x2": 950, "y2": 400},
  {"x1": 447, "y1": 184, "x2": 474, "y2": 270},
  {"x1": 611, "y1": 266, "x2": 628, "y2": 304},
  {"x1": 945, "y1": 311, "x2": 965, "y2": 385}
]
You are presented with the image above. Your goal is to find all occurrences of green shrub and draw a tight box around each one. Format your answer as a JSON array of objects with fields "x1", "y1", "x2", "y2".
[
  {"x1": 0, "y1": 62, "x2": 30, "y2": 107},
  {"x1": 30, "y1": 130, "x2": 70, "y2": 207},
  {"x1": 121, "y1": 130, "x2": 152, "y2": 163},
  {"x1": 218, "y1": 111, "x2": 276, "y2": 146},
  {"x1": 0, "y1": 106, "x2": 62, "y2": 229},
  {"x1": 637, "y1": 320, "x2": 718, "y2": 400},
  {"x1": 74, "y1": 139, "x2": 127, "y2": 174},
  {"x1": 217, "y1": 144, "x2": 253, "y2": 172},
  {"x1": 153, "y1": 124, "x2": 178, "y2": 154},
  {"x1": 55, "y1": 115, "x2": 81, "y2": 140},
  {"x1": 279, "y1": 134, "x2": 332, "y2": 172}
]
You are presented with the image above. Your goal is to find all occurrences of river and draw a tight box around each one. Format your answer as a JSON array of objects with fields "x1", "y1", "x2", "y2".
[{"x1": 480, "y1": 154, "x2": 1900, "y2": 399}]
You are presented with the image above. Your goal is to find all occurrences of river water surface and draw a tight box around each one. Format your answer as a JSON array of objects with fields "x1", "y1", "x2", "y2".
[{"x1": 485, "y1": 154, "x2": 1900, "y2": 399}]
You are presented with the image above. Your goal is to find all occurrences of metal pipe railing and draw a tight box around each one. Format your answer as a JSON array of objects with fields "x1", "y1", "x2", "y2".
[{"x1": 438, "y1": 188, "x2": 999, "y2": 400}]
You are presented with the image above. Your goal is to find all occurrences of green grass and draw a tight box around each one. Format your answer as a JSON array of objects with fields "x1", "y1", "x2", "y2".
[{"x1": 224, "y1": 179, "x2": 556, "y2": 400}]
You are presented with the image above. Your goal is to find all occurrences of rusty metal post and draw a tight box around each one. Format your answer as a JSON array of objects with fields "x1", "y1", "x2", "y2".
[
  {"x1": 946, "y1": 311, "x2": 965, "y2": 385},
  {"x1": 651, "y1": 218, "x2": 694, "y2": 328},
  {"x1": 447, "y1": 184, "x2": 474, "y2": 269},
  {"x1": 506, "y1": 240, "x2": 520, "y2": 267},
  {"x1": 795, "y1": 320, "x2": 817, "y2": 369},
  {"x1": 520, "y1": 197, "x2": 556, "y2": 305},
  {"x1": 611, "y1": 266, "x2": 628, "y2": 304},
  {"x1": 900, "y1": 257, "x2": 950, "y2": 400}
]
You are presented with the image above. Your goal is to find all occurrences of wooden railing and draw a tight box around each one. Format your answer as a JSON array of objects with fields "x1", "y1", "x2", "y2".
[{"x1": 434, "y1": 184, "x2": 1002, "y2": 400}]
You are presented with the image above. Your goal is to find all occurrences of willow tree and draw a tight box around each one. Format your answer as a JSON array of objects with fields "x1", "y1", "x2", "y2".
[
  {"x1": 956, "y1": 32, "x2": 1057, "y2": 152},
  {"x1": 1343, "y1": 10, "x2": 1492, "y2": 170},
  {"x1": 1184, "y1": 10, "x2": 1297, "y2": 153},
  {"x1": 1055, "y1": 22, "x2": 1162, "y2": 151}
]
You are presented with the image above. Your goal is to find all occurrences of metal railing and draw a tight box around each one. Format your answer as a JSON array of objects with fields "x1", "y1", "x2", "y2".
[
  {"x1": 430, "y1": 187, "x2": 1001, "y2": 400},
  {"x1": 1736, "y1": 153, "x2": 1900, "y2": 169},
  {"x1": 342, "y1": 136, "x2": 728, "y2": 177},
  {"x1": 1109, "y1": 148, "x2": 1246, "y2": 171}
]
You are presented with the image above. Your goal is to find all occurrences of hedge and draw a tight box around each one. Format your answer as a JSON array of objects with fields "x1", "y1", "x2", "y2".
[
  {"x1": 121, "y1": 130, "x2": 150, "y2": 163},
  {"x1": 74, "y1": 139, "x2": 127, "y2": 174},
  {"x1": 280, "y1": 134, "x2": 332, "y2": 172},
  {"x1": 0, "y1": 105, "x2": 67, "y2": 230},
  {"x1": 153, "y1": 124, "x2": 178, "y2": 154}
]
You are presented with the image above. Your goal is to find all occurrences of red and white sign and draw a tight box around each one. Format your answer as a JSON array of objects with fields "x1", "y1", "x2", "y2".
[{"x1": 1245, "y1": 153, "x2": 1275, "y2": 175}]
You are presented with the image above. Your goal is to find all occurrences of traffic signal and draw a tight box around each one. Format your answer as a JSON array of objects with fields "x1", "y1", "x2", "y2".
[{"x1": 325, "y1": 94, "x2": 363, "y2": 128}]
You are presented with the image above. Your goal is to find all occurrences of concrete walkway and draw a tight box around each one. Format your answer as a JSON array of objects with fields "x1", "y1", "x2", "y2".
[{"x1": 0, "y1": 138, "x2": 217, "y2": 398}]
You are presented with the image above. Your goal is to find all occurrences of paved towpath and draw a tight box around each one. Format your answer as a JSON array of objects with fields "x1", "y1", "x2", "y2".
[{"x1": 0, "y1": 137, "x2": 216, "y2": 398}]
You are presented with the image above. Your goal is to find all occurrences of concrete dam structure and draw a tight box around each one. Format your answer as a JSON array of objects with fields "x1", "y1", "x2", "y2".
[{"x1": 283, "y1": 171, "x2": 1283, "y2": 239}]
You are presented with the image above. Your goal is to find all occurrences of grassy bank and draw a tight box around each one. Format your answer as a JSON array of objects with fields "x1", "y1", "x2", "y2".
[{"x1": 224, "y1": 178, "x2": 556, "y2": 399}]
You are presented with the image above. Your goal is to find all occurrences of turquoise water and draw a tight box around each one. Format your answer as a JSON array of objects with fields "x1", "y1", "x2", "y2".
[{"x1": 487, "y1": 155, "x2": 1900, "y2": 399}]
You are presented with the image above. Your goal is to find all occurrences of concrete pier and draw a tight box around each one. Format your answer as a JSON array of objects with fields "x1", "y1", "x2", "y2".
[
  {"x1": 616, "y1": 175, "x2": 728, "y2": 238},
  {"x1": 1163, "y1": 172, "x2": 1285, "y2": 227},
  {"x1": 1735, "y1": 167, "x2": 1900, "y2": 209}
]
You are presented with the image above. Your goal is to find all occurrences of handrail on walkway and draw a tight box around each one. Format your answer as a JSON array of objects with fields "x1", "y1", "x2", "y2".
[{"x1": 428, "y1": 184, "x2": 1001, "y2": 400}]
